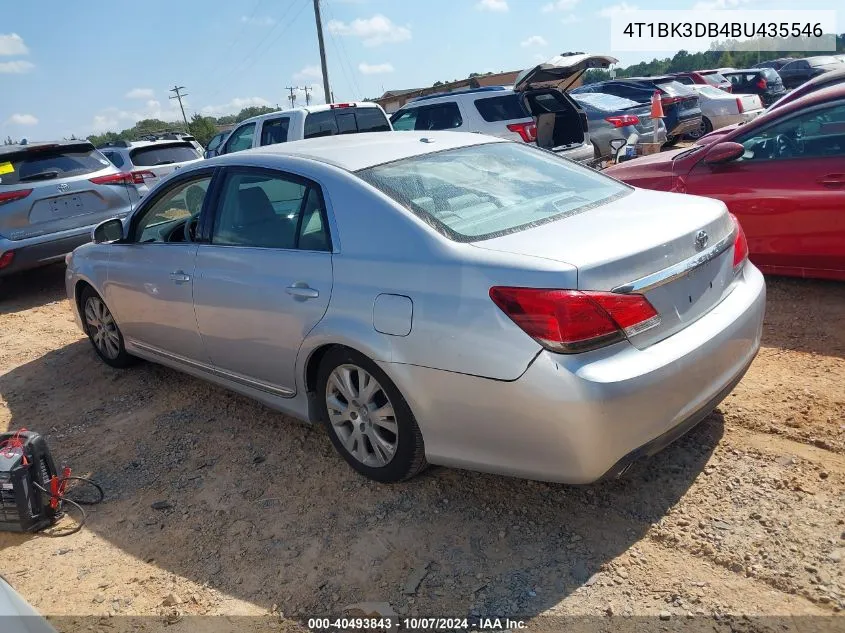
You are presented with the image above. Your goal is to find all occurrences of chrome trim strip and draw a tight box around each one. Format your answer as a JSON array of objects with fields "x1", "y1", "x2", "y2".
[
  {"x1": 612, "y1": 227, "x2": 736, "y2": 295},
  {"x1": 128, "y1": 340, "x2": 295, "y2": 398}
]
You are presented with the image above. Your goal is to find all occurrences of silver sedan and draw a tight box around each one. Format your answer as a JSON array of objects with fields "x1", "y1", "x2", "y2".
[{"x1": 65, "y1": 132, "x2": 765, "y2": 484}]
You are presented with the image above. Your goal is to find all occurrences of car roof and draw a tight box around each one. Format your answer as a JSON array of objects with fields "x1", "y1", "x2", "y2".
[
  {"x1": 398, "y1": 86, "x2": 516, "y2": 108},
  {"x1": 238, "y1": 102, "x2": 383, "y2": 125},
  {"x1": 0, "y1": 139, "x2": 94, "y2": 157},
  {"x1": 219, "y1": 131, "x2": 504, "y2": 172}
]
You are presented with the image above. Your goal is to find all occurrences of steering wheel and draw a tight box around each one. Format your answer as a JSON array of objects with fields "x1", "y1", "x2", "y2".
[
  {"x1": 182, "y1": 215, "x2": 199, "y2": 243},
  {"x1": 774, "y1": 134, "x2": 799, "y2": 158}
]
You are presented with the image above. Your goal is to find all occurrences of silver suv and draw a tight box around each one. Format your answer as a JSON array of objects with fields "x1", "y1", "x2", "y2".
[
  {"x1": 97, "y1": 138, "x2": 202, "y2": 198},
  {"x1": 388, "y1": 53, "x2": 618, "y2": 164},
  {"x1": 0, "y1": 140, "x2": 139, "y2": 278}
]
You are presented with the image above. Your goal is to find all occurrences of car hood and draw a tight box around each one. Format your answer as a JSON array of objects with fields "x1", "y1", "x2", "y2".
[
  {"x1": 515, "y1": 53, "x2": 618, "y2": 92},
  {"x1": 695, "y1": 124, "x2": 739, "y2": 144}
]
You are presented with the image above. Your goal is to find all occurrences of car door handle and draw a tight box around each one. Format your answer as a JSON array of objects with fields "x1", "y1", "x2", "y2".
[
  {"x1": 818, "y1": 174, "x2": 845, "y2": 188},
  {"x1": 285, "y1": 284, "x2": 319, "y2": 299},
  {"x1": 169, "y1": 271, "x2": 191, "y2": 284}
]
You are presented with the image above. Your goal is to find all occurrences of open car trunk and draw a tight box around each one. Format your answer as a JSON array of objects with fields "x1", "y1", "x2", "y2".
[
  {"x1": 515, "y1": 53, "x2": 619, "y2": 151},
  {"x1": 521, "y1": 89, "x2": 585, "y2": 150}
]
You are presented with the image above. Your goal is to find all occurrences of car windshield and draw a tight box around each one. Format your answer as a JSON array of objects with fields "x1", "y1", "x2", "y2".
[{"x1": 357, "y1": 142, "x2": 629, "y2": 242}]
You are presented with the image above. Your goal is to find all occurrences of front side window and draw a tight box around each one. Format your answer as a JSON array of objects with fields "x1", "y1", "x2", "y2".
[
  {"x1": 737, "y1": 102, "x2": 845, "y2": 162},
  {"x1": 224, "y1": 123, "x2": 256, "y2": 154},
  {"x1": 390, "y1": 108, "x2": 419, "y2": 131},
  {"x1": 358, "y1": 142, "x2": 629, "y2": 242},
  {"x1": 212, "y1": 171, "x2": 330, "y2": 250},
  {"x1": 134, "y1": 176, "x2": 211, "y2": 243},
  {"x1": 260, "y1": 117, "x2": 290, "y2": 146},
  {"x1": 417, "y1": 103, "x2": 463, "y2": 130}
]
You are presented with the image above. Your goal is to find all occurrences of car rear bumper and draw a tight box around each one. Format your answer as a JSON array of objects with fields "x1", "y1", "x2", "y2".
[
  {"x1": 381, "y1": 262, "x2": 765, "y2": 484},
  {"x1": 551, "y1": 141, "x2": 594, "y2": 163},
  {"x1": 0, "y1": 228, "x2": 93, "y2": 277},
  {"x1": 668, "y1": 116, "x2": 703, "y2": 138}
]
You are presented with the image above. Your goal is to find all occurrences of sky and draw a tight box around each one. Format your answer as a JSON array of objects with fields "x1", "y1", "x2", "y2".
[{"x1": 1, "y1": 0, "x2": 842, "y2": 140}]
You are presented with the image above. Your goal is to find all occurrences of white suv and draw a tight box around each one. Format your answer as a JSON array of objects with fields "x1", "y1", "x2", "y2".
[
  {"x1": 389, "y1": 53, "x2": 618, "y2": 163},
  {"x1": 98, "y1": 138, "x2": 203, "y2": 197},
  {"x1": 213, "y1": 102, "x2": 392, "y2": 156}
]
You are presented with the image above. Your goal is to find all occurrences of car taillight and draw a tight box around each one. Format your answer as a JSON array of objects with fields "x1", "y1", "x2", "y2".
[
  {"x1": 506, "y1": 122, "x2": 537, "y2": 143},
  {"x1": 735, "y1": 98, "x2": 745, "y2": 114},
  {"x1": 756, "y1": 78, "x2": 767, "y2": 90},
  {"x1": 89, "y1": 173, "x2": 133, "y2": 185},
  {"x1": 329, "y1": 103, "x2": 355, "y2": 109},
  {"x1": 605, "y1": 114, "x2": 640, "y2": 128},
  {"x1": 661, "y1": 95, "x2": 682, "y2": 106},
  {"x1": 489, "y1": 287, "x2": 660, "y2": 354},
  {"x1": 130, "y1": 170, "x2": 156, "y2": 184},
  {"x1": 731, "y1": 214, "x2": 748, "y2": 272},
  {"x1": 0, "y1": 251, "x2": 14, "y2": 269},
  {"x1": 0, "y1": 189, "x2": 33, "y2": 206}
]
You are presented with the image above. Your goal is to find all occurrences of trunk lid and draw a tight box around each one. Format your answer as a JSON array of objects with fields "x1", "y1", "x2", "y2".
[
  {"x1": 473, "y1": 188, "x2": 737, "y2": 347},
  {"x1": 515, "y1": 53, "x2": 618, "y2": 93},
  {"x1": 737, "y1": 93, "x2": 763, "y2": 112}
]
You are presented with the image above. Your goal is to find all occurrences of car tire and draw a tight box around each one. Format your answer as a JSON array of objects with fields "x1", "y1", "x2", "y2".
[
  {"x1": 687, "y1": 117, "x2": 712, "y2": 140},
  {"x1": 79, "y1": 286, "x2": 136, "y2": 369},
  {"x1": 316, "y1": 347, "x2": 427, "y2": 483}
]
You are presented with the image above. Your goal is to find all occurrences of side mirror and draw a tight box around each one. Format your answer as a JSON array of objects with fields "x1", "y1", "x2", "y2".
[
  {"x1": 703, "y1": 141, "x2": 744, "y2": 165},
  {"x1": 92, "y1": 218, "x2": 124, "y2": 244}
]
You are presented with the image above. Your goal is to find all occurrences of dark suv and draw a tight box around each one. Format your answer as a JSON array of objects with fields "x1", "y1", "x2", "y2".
[
  {"x1": 722, "y1": 68, "x2": 786, "y2": 107},
  {"x1": 572, "y1": 77, "x2": 702, "y2": 144}
]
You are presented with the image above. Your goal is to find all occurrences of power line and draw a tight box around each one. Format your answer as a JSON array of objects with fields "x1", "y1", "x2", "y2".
[
  {"x1": 169, "y1": 85, "x2": 190, "y2": 130},
  {"x1": 322, "y1": 0, "x2": 361, "y2": 100}
]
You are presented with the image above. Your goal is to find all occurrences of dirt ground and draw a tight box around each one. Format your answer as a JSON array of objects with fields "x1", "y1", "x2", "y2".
[{"x1": 0, "y1": 264, "x2": 843, "y2": 632}]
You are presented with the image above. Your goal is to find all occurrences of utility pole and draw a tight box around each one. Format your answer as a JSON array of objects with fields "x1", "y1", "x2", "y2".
[
  {"x1": 313, "y1": 0, "x2": 332, "y2": 104},
  {"x1": 285, "y1": 86, "x2": 298, "y2": 108},
  {"x1": 302, "y1": 85, "x2": 312, "y2": 106},
  {"x1": 169, "y1": 85, "x2": 190, "y2": 130}
]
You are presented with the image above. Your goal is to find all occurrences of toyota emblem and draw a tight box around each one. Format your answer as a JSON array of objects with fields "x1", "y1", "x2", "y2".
[
  {"x1": 695, "y1": 230, "x2": 709, "y2": 251},
  {"x1": 57, "y1": 183, "x2": 69, "y2": 193}
]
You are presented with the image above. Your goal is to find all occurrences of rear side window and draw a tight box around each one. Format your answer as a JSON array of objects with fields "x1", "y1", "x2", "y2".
[
  {"x1": 388, "y1": 103, "x2": 463, "y2": 131},
  {"x1": 304, "y1": 111, "x2": 339, "y2": 139},
  {"x1": 101, "y1": 150, "x2": 126, "y2": 168},
  {"x1": 260, "y1": 117, "x2": 290, "y2": 146},
  {"x1": 0, "y1": 145, "x2": 110, "y2": 186},
  {"x1": 474, "y1": 95, "x2": 529, "y2": 122},
  {"x1": 355, "y1": 107, "x2": 391, "y2": 132},
  {"x1": 130, "y1": 143, "x2": 199, "y2": 167}
]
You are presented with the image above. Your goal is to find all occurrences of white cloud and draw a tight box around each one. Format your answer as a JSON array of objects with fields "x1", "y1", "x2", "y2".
[
  {"x1": 125, "y1": 87, "x2": 154, "y2": 100},
  {"x1": 598, "y1": 2, "x2": 639, "y2": 17},
  {"x1": 240, "y1": 15, "x2": 276, "y2": 26},
  {"x1": 0, "y1": 60, "x2": 34, "y2": 74},
  {"x1": 541, "y1": 0, "x2": 579, "y2": 12},
  {"x1": 6, "y1": 113, "x2": 38, "y2": 126},
  {"x1": 560, "y1": 13, "x2": 582, "y2": 23},
  {"x1": 358, "y1": 62, "x2": 394, "y2": 74},
  {"x1": 476, "y1": 0, "x2": 508, "y2": 11},
  {"x1": 327, "y1": 14, "x2": 411, "y2": 46},
  {"x1": 520, "y1": 35, "x2": 548, "y2": 48},
  {"x1": 199, "y1": 96, "x2": 273, "y2": 116},
  {"x1": 294, "y1": 65, "x2": 323, "y2": 80},
  {"x1": 0, "y1": 33, "x2": 28, "y2": 56},
  {"x1": 88, "y1": 99, "x2": 192, "y2": 134}
]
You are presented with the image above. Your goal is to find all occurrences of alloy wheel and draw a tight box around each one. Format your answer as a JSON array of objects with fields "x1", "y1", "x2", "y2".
[{"x1": 84, "y1": 296, "x2": 121, "y2": 360}]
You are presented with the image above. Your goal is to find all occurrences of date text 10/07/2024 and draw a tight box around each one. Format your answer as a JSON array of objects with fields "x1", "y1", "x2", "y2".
[{"x1": 308, "y1": 617, "x2": 527, "y2": 630}]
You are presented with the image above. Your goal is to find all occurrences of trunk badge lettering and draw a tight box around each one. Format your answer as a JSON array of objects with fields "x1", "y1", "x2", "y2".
[
  {"x1": 57, "y1": 183, "x2": 69, "y2": 192},
  {"x1": 695, "y1": 230, "x2": 709, "y2": 251}
]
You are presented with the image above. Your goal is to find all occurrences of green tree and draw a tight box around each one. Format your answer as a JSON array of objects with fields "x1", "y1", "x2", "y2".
[
  {"x1": 188, "y1": 114, "x2": 218, "y2": 147},
  {"x1": 4, "y1": 136, "x2": 15, "y2": 145},
  {"x1": 216, "y1": 114, "x2": 237, "y2": 125}
]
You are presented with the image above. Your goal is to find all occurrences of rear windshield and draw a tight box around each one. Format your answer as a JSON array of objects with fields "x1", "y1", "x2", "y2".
[
  {"x1": 571, "y1": 92, "x2": 640, "y2": 112},
  {"x1": 653, "y1": 80, "x2": 694, "y2": 97},
  {"x1": 129, "y1": 143, "x2": 199, "y2": 166},
  {"x1": 304, "y1": 107, "x2": 390, "y2": 139},
  {"x1": 0, "y1": 145, "x2": 109, "y2": 186},
  {"x1": 357, "y1": 142, "x2": 628, "y2": 242},
  {"x1": 702, "y1": 72, "x2": 727, "y2": 86},
  {"x1": 474, "y1": 95, "x2": 530, "y2": 122}
]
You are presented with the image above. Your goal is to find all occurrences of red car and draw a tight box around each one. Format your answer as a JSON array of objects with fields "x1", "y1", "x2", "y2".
[
  {"x1": 606, "y1": 83, "x2": 845, "y2": 281},
  {"x1": 672, "y1": 70, "x2": 733, "y2": 93}
]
